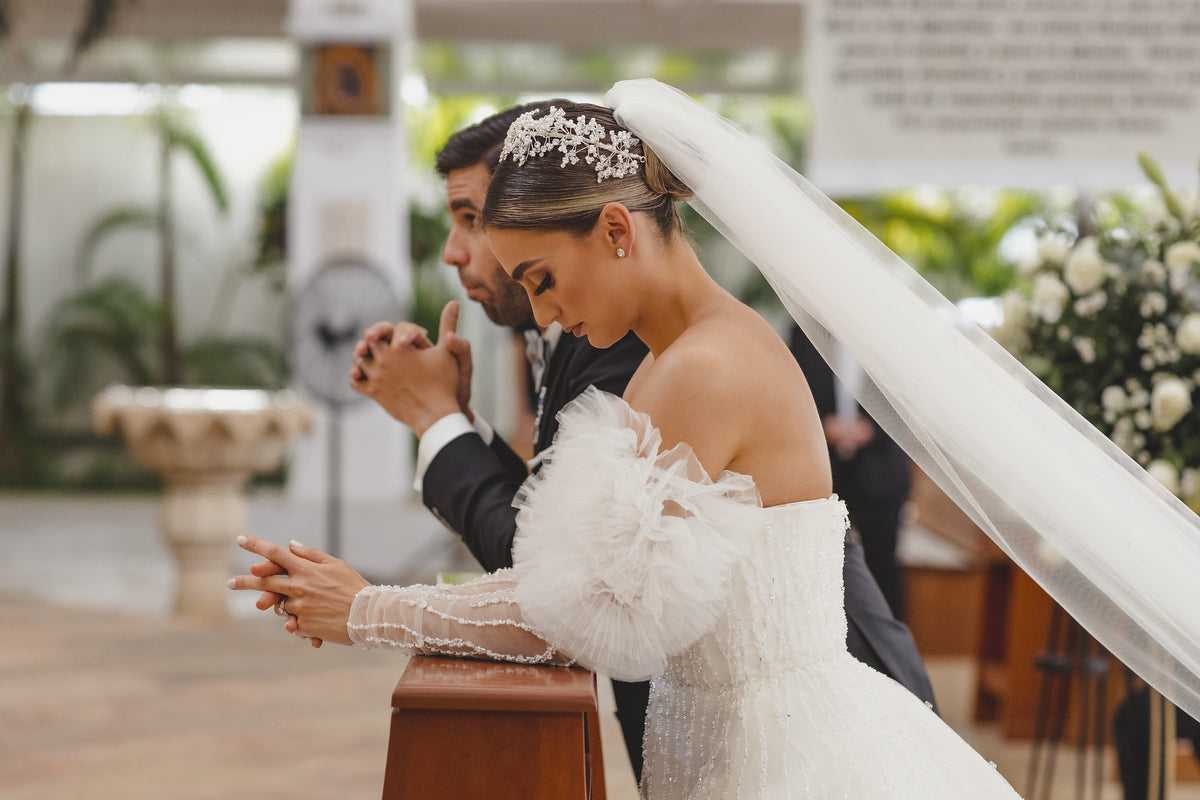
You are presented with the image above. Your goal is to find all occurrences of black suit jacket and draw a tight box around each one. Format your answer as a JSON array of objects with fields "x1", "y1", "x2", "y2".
[{"x1": 422, "y1": 330, "x2": 648, "y2": 571}]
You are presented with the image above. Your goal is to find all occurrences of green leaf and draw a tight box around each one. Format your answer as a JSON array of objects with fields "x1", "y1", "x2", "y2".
[
  {"x1": 41, "y1": 277, "x2": 162, "y2": 406},
  {"x1": 183, "y1": 336, "x2": 288, "y2": 388},
  {"x1": 1138, "y1": 151, "x2": 1186, "y2": 222},
  {"x1": 167, "y1": 122, "x2": 230, "y2": 215},
  {"x1": 75, "y1": 207, "x2": 162, "y2": 279}
]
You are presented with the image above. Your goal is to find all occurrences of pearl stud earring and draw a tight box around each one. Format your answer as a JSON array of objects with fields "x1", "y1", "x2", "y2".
[{"x1": 616, "y1": 248, "x2": 626, "y2": 258}]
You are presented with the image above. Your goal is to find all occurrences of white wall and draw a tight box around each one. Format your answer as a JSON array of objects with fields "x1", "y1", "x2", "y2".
[{"x1": 0, "y1": 86, "x2": 298, "y2": 373}]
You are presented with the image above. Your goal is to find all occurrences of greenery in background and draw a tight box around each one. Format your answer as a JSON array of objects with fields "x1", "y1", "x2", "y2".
[
  {"x1": 839, "y1": 190, "x2": 1050, "y2": 301},
  {"x1": 46, "y1": 105, "x2": 289, "y2": 403},
  {"x1": 0, "y1": 0, "x2": 132, "y2": 485},
  {"x1": 69, "y1": 104, "x2": 231, "y2": 386},
  {"x1": 995, "y1": 154, "x2": 1200, "y2": 505}
]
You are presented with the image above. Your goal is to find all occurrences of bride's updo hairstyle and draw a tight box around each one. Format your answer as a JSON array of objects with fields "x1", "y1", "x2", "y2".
[{"x1": 481, "y1": 102, "x2": 693, "y2": 239}]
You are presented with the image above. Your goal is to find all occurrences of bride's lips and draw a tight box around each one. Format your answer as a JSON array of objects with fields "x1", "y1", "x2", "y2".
[{"x1": 565, "y1": 323, "x2": 584, "y2": 337}]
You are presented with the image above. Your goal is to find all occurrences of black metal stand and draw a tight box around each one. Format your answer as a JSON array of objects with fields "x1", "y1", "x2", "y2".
[
  {"x1": 1025, "y1": 603, "x2": 1110, "y2": 800},
  {"x1": 326, "y1": 404, "x2": 343, "y2": 559}
]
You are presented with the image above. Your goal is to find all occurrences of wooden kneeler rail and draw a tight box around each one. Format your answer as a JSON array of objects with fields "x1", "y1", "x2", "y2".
[{"x1": 382, "y1": 656, "x2": 606, "y2": 800}]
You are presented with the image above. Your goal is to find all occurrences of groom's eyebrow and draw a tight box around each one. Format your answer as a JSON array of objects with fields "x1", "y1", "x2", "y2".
[
  {"x1": 512, "y1": 259, "x2": 542, "y2": 282},
  {"x1": 449, "y1": 199, "x2": 478, "y2": 212}
]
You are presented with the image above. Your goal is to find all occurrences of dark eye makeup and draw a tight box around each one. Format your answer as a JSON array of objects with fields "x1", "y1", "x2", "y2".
[{"x1": 534, "y1": 273, "x2": 554, "y2": 296}]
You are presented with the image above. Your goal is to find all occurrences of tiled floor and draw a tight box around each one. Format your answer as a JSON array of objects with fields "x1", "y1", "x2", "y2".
[{"x1": 2, "y1": 492, "x2": 1197, "y2": 799}]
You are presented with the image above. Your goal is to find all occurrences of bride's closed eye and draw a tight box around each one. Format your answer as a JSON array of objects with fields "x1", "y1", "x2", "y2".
[{"x1": 534, "y1": 273, "x2": 554, "y2": 296}]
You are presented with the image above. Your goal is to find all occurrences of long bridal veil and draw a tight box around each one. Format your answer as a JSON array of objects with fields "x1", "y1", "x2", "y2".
[{"x1": 608, "y1": 78, "x2": 1200, "y2": 720}]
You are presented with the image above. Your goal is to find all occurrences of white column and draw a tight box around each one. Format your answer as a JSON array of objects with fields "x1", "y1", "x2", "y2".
[{"x1": 285, "y1": 0, "x2": 414, "y2": 527}]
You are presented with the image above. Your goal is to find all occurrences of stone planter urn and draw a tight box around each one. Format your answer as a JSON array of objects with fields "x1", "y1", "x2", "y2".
[{"x1": 94, "y1": 385, "x2": 315, "y2": 620}]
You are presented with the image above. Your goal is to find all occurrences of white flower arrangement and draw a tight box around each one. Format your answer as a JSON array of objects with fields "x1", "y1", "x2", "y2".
[{"x1": 997, "y1": 153, "x2": 1200, "y2": 505}]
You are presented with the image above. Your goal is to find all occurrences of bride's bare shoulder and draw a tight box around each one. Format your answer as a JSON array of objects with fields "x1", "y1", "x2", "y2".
[{"x1": 622, "y1": 308, "x2": 783, "y2": 469}]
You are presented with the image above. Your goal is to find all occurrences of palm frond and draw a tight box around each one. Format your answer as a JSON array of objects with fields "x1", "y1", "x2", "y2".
[
  {"x1": 42, "y1": 277, "x2": 161, "y2": 406},
  {"x1": 253, "y1": 147, "x2": 293, "y2": 270},
  {"x1": 183, "y1": 336, "x2": 288, "y2": 388},
  {"x1": 75, "y1": 207, "x2": 162, "y2": 279},
  {"x1": 167, "y1": 122, "x2": 230, "y2": 215}
]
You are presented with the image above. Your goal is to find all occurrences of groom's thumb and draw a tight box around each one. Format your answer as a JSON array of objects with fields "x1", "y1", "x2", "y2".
[{"x1": 438, "y1": 301, "x2": 460, "y2": 344}]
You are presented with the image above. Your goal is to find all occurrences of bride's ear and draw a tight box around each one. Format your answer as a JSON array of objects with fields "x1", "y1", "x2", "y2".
[{"x1": 596, "y1": 202, "x2": 635, "y2": 258}]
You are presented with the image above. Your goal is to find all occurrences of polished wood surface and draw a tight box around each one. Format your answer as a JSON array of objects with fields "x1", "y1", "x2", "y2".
[{"x1": 383, "y1": 656, "x2": 605, "y2": 800}]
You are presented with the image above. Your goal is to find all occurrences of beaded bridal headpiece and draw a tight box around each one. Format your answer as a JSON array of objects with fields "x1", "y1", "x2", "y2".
[{"x1": 500, "y1": 106, "x2": 645, "y2": 182}]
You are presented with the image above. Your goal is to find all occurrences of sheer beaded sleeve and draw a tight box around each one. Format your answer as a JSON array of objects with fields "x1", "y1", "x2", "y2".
[
  {"x1": 347, "y1": 570, "x2": 573, "y2": 666},
  {"x1": 512, "y1": 387, "x2": 759, "y2": 681}
]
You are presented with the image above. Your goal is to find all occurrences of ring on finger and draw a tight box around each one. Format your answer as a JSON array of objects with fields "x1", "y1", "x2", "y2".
[{"x1": 274, "y1": 596, "x2": 288, "y2": 617}]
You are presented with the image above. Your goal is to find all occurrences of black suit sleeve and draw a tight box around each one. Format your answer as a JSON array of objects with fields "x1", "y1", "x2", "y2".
[
  {"x1": 422, "y1": 333, "x2": 647, "y2": 573},
  {"x1": 421, "y1": 431, "x2": 527, "y2": 572}
]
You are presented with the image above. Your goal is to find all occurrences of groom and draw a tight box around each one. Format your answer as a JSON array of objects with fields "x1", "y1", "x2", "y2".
[{"x1": 275, "y1": 104, "x2": 936, "y2": 778}]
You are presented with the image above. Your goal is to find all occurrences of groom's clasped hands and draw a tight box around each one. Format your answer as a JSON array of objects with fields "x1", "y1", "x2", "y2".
[
  {"x1": 349, "y1": 300, "x2": 474, "y2": 436},
  {"x1": 227, "y1": 300, "x2": 475, "y2": 646}
]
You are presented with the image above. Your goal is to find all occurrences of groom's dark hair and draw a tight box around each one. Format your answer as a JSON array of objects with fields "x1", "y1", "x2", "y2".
[{"x1": 436, "y1": 100, "x2": 570, "y2": 177}]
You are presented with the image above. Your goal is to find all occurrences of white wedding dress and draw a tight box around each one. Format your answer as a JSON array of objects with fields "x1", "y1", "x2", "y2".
[{"x1": 349, "y1": 388, "x2": 1022, "y2": 798}]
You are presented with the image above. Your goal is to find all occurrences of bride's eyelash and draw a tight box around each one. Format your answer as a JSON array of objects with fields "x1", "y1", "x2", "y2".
[{"x1": 534, "y1": 273, "x2": 554, "y2": 296}]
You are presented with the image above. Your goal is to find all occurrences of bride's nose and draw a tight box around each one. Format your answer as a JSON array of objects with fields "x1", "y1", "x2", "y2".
[{"x1": 530, "y1": 296, "x2": 559, "y2": 329}]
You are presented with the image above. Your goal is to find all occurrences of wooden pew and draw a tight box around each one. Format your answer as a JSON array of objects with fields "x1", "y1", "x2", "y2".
[{"x1": 382, "y1": 655, "x2": 606, "y2": 799}]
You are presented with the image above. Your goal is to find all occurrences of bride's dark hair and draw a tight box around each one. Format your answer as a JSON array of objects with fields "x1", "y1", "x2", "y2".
[{"x1": 481, "y1": 102, "x2": 693, "y2": 238}]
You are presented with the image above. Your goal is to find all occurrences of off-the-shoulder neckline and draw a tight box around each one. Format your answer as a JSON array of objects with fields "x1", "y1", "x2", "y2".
[{"x1": 577, "y1": 388, "x2": 839, "y2": 513}]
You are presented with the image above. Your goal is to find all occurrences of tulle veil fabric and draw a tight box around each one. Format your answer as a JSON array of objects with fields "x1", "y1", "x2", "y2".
[{"x1": 606, "y1": 79, "x2": 1200, "y2": 720}]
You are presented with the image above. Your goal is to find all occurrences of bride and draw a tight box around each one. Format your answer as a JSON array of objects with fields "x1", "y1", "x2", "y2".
[{"x1": 230, "y1": 80, "x2": 1200, "y2": 797}]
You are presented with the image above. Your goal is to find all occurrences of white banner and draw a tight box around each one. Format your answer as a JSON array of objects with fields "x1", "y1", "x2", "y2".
[{"x1": 806, "y1": 0, "x2": 1200, "y2": 194}]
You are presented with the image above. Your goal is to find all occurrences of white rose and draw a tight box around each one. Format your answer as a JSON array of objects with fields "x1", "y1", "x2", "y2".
[
  {"x1": 1073, "y1": 337, "x2": 1096, "y2": 363},
  {"x1": 1151, "y1": 377, "x2": 1192, "y2": 431},
  {"x1": 1179, "y1": 316, "x2": 1200, "y2": 360},
  {"x1": 1140, "y1": 291, "x2": 1167, "y2": 318},
  {"x1": 1000, "y1": 289, "x2": 1028, "y2": 328},
  {"x1": 1147, "y1": 460, "x2": 1181, "y2": 496},
  {"x1": 1135, "y1": 409, "x2": 1154, "y2": 430},
  {"x1": 1073, "y1": 290, "x2": 1107, "y2": 317},
  {"x1": 1142, "y1": 259, "x2": 1167, "y2": 285},
  {"x1": 1183, "y1": 468, "x2": 1199, "y2": 498},
  {"x1": 1111, "y1": 417, "x2": 1135, "y2": 453},
  {"x1": 1101, "y1": 385, "x2": 1128, "y2": 414},
  {"x1": 1036, "y1": 232, "x2": 1072, "y2": 265},
  {"x1": 1017, "y1": 253, "x2": 1041, "y2": 278},
  {"x1": 1165, "y1": 240, "x2": 1200, "y2": 272},
  {"x1": 1064, "y1": 237, "x2": 1107, "y2": 294},
  {"x1": 1031, "y1": 274, "x2": 1070, "y2": 323}
]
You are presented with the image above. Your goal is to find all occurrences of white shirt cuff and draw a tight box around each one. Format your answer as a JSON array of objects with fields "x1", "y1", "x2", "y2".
[{"x1": 412, "y1": 411, "x2": 495, "y2": 493}]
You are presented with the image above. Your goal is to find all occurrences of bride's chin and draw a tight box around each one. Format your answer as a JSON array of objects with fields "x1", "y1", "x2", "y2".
[{"x1": 581, "y1": 328, "x2": 620, "y2": 349}]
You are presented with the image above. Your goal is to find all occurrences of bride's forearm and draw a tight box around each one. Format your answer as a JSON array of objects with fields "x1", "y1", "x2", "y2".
[{"x1": 347, "y1": 570, "x2": 572, "y2": 666}]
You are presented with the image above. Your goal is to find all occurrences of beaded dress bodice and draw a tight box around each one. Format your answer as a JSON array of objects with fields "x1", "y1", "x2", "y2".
[{"x1": 663, "y1": 499, "x2": 849, "y2": 692}]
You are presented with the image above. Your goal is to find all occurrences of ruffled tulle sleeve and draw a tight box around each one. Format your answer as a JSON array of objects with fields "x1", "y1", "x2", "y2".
[{"x1": 511, "y1": 387, "x2": 760, "y2": 681}]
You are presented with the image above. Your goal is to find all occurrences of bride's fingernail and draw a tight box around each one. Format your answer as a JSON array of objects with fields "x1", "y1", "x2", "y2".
[
  {"x1": 236, "y1": 535, "x2": 248, "y2": 545},
  {"x1": 226, "y1": 578, "x2": 236, "y2": 589},
  {"x1": 290, "y1": 539, "x2": 303, "y2": 548}
]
